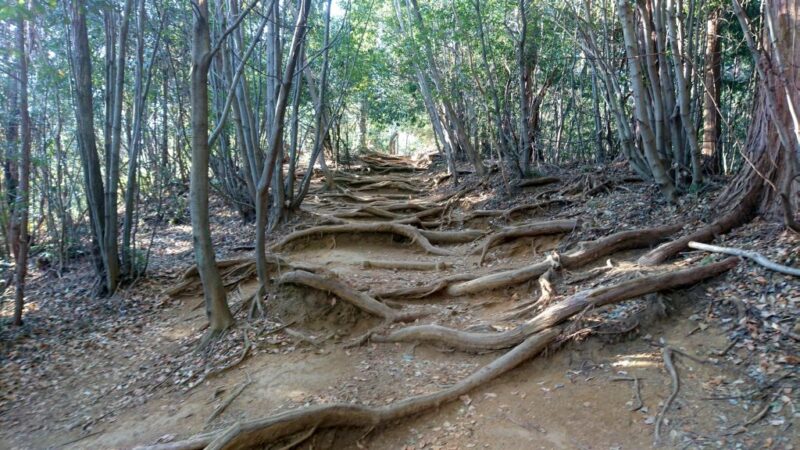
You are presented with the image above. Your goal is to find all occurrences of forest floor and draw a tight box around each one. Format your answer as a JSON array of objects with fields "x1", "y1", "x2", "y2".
[{"x1": 1, "y1": 154, "x2": 798, "y2": 449}]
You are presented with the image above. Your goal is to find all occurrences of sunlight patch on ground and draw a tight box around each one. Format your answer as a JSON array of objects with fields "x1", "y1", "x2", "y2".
[
  {"x1": 0, "y1": 299, "x2": 39, "y2": 318},
  {"x1": 611, "y1": 352, "x2": 661, "y2": 369}
]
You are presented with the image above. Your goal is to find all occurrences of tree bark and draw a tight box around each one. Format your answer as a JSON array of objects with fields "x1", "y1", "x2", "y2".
[
  {"x1": 617, "y1": 0, "x2": 676, "y2": 202},
  {"x1": 254, "y1": 0, "x2": 312, "y2": 303},
  {"x1": 70, "y1": 0, "x2": 111, "y2": 295},
  {"x1": 191, "y1": 0, "x2": 234, "y2": 334},
  {"x1": 701, "y1": 8, "x2": 722, "y2": 174},
  {"x1": 12, "y1": 14, "x2": 31, "y2": 326}
]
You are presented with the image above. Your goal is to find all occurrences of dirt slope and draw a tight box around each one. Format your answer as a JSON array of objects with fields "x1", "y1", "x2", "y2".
[{"x1": 1, "y1": 156, "x2": 797, "y2": 449}]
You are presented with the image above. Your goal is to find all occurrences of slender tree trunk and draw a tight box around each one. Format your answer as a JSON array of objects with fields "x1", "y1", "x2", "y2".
[
  {"x1": 701, "y1": 8, "x2": 722, "y2": 174},
  {"x1": 254, "y1": 0, "x2": 311, "y2": 303},
  {"x1": 617, "y1": 0, "x2": 676, "y2": 201},
  {"x1": 516, "y1": 0, "x2": 533, "y2": 175},
  {"x1": 666, "y1": 0, "x2": 703, "y2": 188},
  {"x1": 12, "y1": 15, "x2": 31, "y2": 326},
  {"x1": 191, "y1": 0, "x2": 234, "y2": 334},
  {"x1": 359, "y1": 96, "x2": 368, "y2": 152},
  {"x1": 70, "y1": 0, "x2": 111, "y2": 295}
]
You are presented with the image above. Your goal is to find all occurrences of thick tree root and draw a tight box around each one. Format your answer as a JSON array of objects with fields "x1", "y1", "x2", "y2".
[
  {"x1": 164, "y1": 255, "x2": 309, "y2": 298},
  {"x1": 375, "y1": 224, "x2": 681, "y2": 299},
  {"x1": 419, "y1": 229, "x2": 484, "y2": 244},
  {"x1": 516, "y1": 176, "x2": 561, "y2": 188},
  {"x1": 374, "y1": 273, "x2": 477, "y2": 299},
  {"x1": 136, "y1": 328, "x2": 560, "y2": 450},
  {"x1": 333, "y1": 173, "x2": 430, "y2": 187},
  {"x1": 477, "y1": 220, "x2": 579, "y2": 264},
  {"x1": 352, "y1": 180, "x2": 423, "y2": 193},
  {"x1": 637, "y1": 199, "x2": 754, "y2": 265},
  {"x1": 501, "y1": 269, "x2": 556, "y2": 320},
  {"x1": 359, "y1": 260, "x2": 450, "y2": 271},
  {"x1": 331, "y1": 205, "x2": 444, "y2": 223},
  {"x1": 277, "y1": 270, "x2": 431, "y2": 322},
  {"x1": 459, "y1": 197, "x2": 575, "y2": 223},
  {"x1": 374, "y1": 257, "x2": 738, "y2": 352},
  {"x1": 270, "y1": 223, "x2": 459, "y2": 256},
  {"x1": 446, "y1": 224, "x2": 682, "y2": 297}
]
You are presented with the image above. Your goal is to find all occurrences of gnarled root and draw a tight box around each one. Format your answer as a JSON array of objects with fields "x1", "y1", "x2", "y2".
[
  {"x1": 376, "y1": 224, "x2": 682, "y2": 300},
  {"x1": 136, "y1": 328, "x2": 560, "y2": 450},
  {"x1": 501, "y1": 269, "x2": 556, "y2": 320},
  {"x1": 477, "y1": 220, "x2": 579, "y2": 265},
  {"x1": 446, "y1": 224, "x2": 682, "y2": 297},
  {"x1": 164, "y1": 255, "x2": 306, "y2": 298},
  {"x1": 419, "y1": 229, "x2": 484, "y2": 244},
  {"x1": 270, "y1": 223, "x2": 458, "y2": 256},
  {"x1": 353, "y1": 180, "x2": 423, "y2": 193},
  {"x1": 637, "y1": 199, "x2": 755, "y2": 265},
  {"x1": 374, "y1": 273, "x2": 477, "y2": 300},
  {"x1": 374, "y1": 257, "x2": 738, "y2": 352},
  {"x1": 516, "y1": 176, "x2": 561, "y2": 188},
  {"x1": 359, "y1": 260, "x2": 451, "y2": 271},
  {"x1": 278, "y1": 270, "x2": 431, "y2": 323},
  {"x1": 459, "y1": 197, "x2": 575, "y2": 223}
]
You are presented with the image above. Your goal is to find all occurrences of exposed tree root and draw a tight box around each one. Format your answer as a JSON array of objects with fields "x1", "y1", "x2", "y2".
[
  {"x1": 459, "y1": 197, "x2": 575, "y2": 223},
  {"x1": 374, "y1": 273, "x2": 477, "y2": 299},
  {"x1": 330, "y1": 204, "x2": 444, "y2": 223},
  {"x1": 205, "y1": 376, "x2": 251, "y2": 427},
  {"x1": 352, "y1": 180, "x2": 423, "y2": 193},
  {"x1": 375, "y1": 224, "x2": 682, "y2": 299},
  {"x1": 688, "y1": 241, "x2": 800, "y2": 276},
  {"x1": 333, "y1": 173, "x2": 429, "y2": 187},
  {"x1": 137, "y1": 328, "x2": 560, "y2": 450},
  {"x1": 419, "y1": 229, "x2": 484, "y2": 244},
  {"x1": 358, "y1": 260, "x2": 450, "y2": 271},
  {"x1": 516, "y1": 176, "x2": 561, "y2": 188},
  {"x1": 477, "y1": 220, "x2": 579, "y2": 264},
  {"x1": 654, "y1": 347, "x2": 680, "y2": 445},
  {"x1": 165, "y1": 255, "x2": 310, "y2": 298},
  {"x1": 270, "y1": 223, "x2": 459, "y2": 256},
  {"x1": 501, "y1": 269, "x2": 556, "y2": 321},
  {"x1": 637, "y1": 198, "x2": 755, "y2": 266},
  {"x1": 373, "y1": 257, "x2": 738, "y2": 352},
  {"x1": 446, "y1": 224, "x2": 682, "y2": 297},
  {"x1": 610, "y1": 375, "x2": 643, "y2": 411},
  {"x1": 191, "y1": 330, "x2": 253, "y2": 390},
  {"x1": 315, "y1": 190, "x2": 409, "y2": 203},
  {"x1": 277, "y1": 270, "x2": 431, "y2": 323}
]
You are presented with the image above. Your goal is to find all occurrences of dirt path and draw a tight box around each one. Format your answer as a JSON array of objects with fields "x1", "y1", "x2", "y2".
[{"x1": 1, "y1": 155, "x2": 797, "y2": 449}]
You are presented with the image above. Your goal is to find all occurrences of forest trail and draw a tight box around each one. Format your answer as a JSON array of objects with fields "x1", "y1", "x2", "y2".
[{"x1": 2, "y1": 154, "x2": 797, "y2": 450}]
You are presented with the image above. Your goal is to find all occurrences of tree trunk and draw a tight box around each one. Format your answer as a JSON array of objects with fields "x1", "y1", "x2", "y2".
[
  {"x1": 12, "y1": 14, "x2": 31, "y2": 326},
  {"x1": 190, "y1": 0, "x2": 234, "y2": 334},
  {"x1": 701, "y1": 9, "x2": 722, "y2": 174},
  {"x1": 70, "y1": 0, "x2": 112, "y2": 295},
  {"x1": 254, "y1": 0, "x2": 311, "y2": 304},
  {"x1": 105, "y1": 0, "x2": 134, "y2": 293},
  {"x1": 516, "y1": 0, "x2": 532, "y2": 175},
  {"x1": 723, "y1": 0, "x2": 800, "y2": 221},
  {"x1": 617, "y1": 0, "x2": 676, "y2": 201}
]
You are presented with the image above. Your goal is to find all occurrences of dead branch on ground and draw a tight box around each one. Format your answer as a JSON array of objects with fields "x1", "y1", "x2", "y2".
[{"x1": 688, "y1": 241, "x2": 800, "y2": 276}]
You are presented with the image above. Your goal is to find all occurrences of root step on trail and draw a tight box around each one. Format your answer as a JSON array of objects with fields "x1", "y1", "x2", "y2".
[{"x1": 374, "y1": 257, "x2": 738, "y2": 352}]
